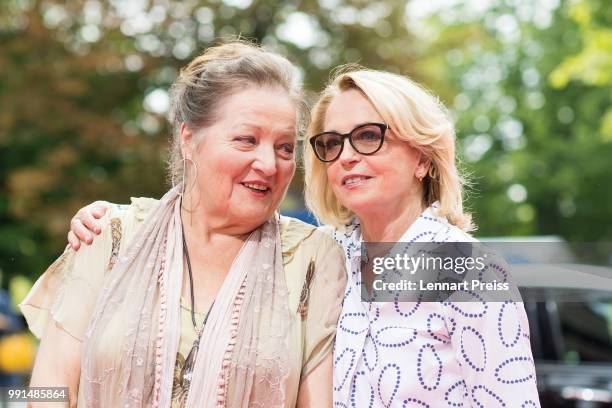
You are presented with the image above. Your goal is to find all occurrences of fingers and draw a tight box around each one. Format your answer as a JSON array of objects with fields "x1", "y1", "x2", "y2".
[
  {"x1": 67, "y1": 231, "x2": 80, "y2": 251},
  {"x1": 91, "y1": 202, "x2": 110, "y2": 233},
  {"x1": 70, "y1": 218, "x2": 93, "y2": 245},
  {"x1": 91, "y1": 201, "x2": 110, "y2": 219},
  {"x1": 66, "y1": 201, "x2": 111, "y2": 248},
  {"x1": 80, "y1": 208, "x2": 102, "y2": 235},
  {"x1": 77, "y1": 201, "x2": 109, "y2": 235}
]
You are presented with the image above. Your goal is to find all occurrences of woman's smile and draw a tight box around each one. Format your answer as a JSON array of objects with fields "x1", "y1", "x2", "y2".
[
  {"x1": 240, "y1": 180, "x2": 272, "y2": 197},
  {"x1": 341, "y1": 174, "x2": 373, "y2": 189}
]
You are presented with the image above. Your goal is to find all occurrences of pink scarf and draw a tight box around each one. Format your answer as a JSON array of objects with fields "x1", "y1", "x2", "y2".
[{"x1": 80, "y1": 187, "x2": 291, "y2": 407}]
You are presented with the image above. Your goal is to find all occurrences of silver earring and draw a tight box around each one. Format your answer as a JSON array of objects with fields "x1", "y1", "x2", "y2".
[
  {"x1": 180, "y1": 158, "x2": 199, "y2": 225},
  {"x1": 179, "y1": 157, "x2": 198, "y2": 197}
]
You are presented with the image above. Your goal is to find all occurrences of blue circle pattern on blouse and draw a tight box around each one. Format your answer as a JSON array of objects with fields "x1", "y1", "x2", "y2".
[
  {"x1": 444, "y1": 380, "x2": 468, "y2": 407},
  {"x1": 335, "y1": 347, "x2": 357, "y2": 392},
  {"x1": 377, "y1": 363, "x2": 401, "y2": 407},
  {"x1": 394, "y1": 298, "x2": 421, "y2": 318},
  {"x1": 362, "y1": 332, "x2": 379, "y2": 371},
  {"x1": 374, "y1": 326, "x2": 417, "y2": 348},
  {"x1": 427, "y1": 312, "x2": 456, "y2": 343},
  {"x1": 460, "y1": 326, "x2": 487, "y2": 372},
  {"x1": 351, "y1": 370, "x2": 375, "y2": 408},
  {"x1": 498, "y1": 301, "x2": 522, "y2": 348},
  {"x1": 417, "y1": 343, "x2": 443, "y2": 390},
  {"x1": 329, "y1": 205, "x2": 540, "y2": 407},
  {"x1": 402, "y1": 397, "x2": 430, "y2": 407},
  {"x1": 494, "y1": 356, "x2": 536, "y2": 384},
  {"x1": 471, "y1": 384, "x2": 507, "y2": 407}
]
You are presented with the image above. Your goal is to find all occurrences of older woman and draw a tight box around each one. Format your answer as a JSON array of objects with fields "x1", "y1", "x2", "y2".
[
  {"x1": 64, "y1": 67, "x2": 541, "y2": 406},
  {"x1": 304, "y1": 69, "x2": 540, "y2": 407},
  {"x1": 19, "y1": 42, "x2": 346, "y2": 408}
]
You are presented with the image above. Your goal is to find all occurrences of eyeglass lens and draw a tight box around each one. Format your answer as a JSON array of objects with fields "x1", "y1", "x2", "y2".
[{"x1": 314, "y1": 124, "x2": 384, "y2": 162}]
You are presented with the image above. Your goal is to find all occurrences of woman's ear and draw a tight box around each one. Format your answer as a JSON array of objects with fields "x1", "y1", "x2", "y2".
[
  {"x1": 180, "y1": 123, "x2": 193, "y2": 159},
  {"x1": 415, "y1": 152, "x2": 431, "y2": 181}
]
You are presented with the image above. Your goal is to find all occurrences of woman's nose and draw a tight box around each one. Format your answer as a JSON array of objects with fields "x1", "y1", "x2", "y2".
[
  {"x1": 337, "y1": 140, "x2": 360, "y2": 167},
  {"x1": 253, "y1": 145, "x2": 277, "y2": 176}
]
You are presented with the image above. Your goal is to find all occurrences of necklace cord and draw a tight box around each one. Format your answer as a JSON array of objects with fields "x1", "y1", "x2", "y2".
[{"x1": 180, "y1": 199, "x2": 213, "y2": 332}]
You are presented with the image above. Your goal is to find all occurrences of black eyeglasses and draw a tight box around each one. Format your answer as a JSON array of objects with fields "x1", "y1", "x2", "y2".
[{"x1": 309, "y1": 123, "x2": 388, "y2": 163}]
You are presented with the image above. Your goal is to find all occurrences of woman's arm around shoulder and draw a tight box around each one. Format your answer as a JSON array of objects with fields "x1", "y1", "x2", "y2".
[{"x1": 66, "y1": 197, "x2": 159, "y2": 250}]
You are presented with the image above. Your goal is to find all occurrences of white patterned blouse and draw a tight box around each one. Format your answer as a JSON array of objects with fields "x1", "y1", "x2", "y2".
[{"x1": 320, "y1": 203, "x2": 541, "y2": 408}]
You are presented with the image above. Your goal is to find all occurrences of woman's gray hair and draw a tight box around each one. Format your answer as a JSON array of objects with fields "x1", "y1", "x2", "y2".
[{"x1": 168, "y1": 40, "x2": 304, "y2": 186}]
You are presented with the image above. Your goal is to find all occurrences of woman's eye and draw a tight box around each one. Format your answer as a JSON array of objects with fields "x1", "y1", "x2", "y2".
[
  {"x1": 357, "y1": 130, "x2": 379, "y2": 141},
  {"x1": 278, "y1": 143, "x2": 295, "y2": 155},
  {"x1": 326, "y1": 139, "x2": 342, "y2": 148},
  {"x1": 235, "y1": 136, "x2": 256, "y2": 145}
]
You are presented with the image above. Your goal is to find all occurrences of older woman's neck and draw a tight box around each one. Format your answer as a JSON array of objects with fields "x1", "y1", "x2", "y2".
[
  {"x1": 181, "y1": 208, "x2": 252, "y2": 244},
  {"x1": 359, "y1": 200, "x2": 425, "y2": 242}
]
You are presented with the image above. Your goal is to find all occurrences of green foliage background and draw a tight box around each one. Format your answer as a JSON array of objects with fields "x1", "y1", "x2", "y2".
[{"x1": 1, "y1": 0, "x2": 610, "y2": 298}]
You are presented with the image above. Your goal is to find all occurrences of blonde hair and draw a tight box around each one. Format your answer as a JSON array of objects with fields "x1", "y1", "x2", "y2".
[
  {"x1": 168, "y1": 40, "x2": 304, "y2": 186},
  {"x1": 303, "y1": 68, "x2": 474, "y2": 231}
]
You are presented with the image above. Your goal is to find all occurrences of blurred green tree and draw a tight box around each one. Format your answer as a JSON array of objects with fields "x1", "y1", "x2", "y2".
[
  {"x1": 1, "y1": 0, "x2": 610, "y2": 292},
  {"x1": 0, "y1": 0, "x2": 420, "y2": 286},
  {"x1": 420, "y1": 0, "x2": 611, "y2": 240}
]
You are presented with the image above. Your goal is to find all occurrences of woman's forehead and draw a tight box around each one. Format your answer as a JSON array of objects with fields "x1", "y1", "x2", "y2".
[
  {"x1": 232, "y1": 121, "x2": 296, "y2": 136},
  {"x1": 214, "y1": 89, "x2": 296, "y2": 126},
  {"x1": 324, "y1": 90, "x2": 383, "y2": 132}
]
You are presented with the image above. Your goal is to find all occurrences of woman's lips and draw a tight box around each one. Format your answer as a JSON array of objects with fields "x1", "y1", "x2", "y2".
[
  {"x1": 341, "y1": 175, "x2": 372, "y2": 189},
  {"x1": 240, "y1": 182, "x2": 271, "y2": 196}
]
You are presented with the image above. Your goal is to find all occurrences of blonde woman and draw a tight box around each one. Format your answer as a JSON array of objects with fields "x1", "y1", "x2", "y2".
[
  {"x1": 304, "y1": 69, "x2": 540, "y2": 407},
  {"x1": 19, "y1": 42, "x2": 346, "y2": 407}
]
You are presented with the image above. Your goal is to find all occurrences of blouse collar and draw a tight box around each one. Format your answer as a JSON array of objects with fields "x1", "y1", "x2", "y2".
[{"x1": 346, "y1": 201, "x2": 448, "y2": 250}]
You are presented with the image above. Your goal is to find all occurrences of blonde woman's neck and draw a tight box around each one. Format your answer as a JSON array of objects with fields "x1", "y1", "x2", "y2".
[{"x1": 359, "y1": 200, "x2": 425, "y2": 242}]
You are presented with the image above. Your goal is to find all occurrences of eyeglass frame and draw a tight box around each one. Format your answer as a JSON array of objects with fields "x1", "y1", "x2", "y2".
[{"x1": 309, "y1": 122, "x2": 389, "y2": 163}]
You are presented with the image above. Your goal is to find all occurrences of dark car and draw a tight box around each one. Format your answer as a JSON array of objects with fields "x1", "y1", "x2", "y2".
[{"x1": 511, "y1": 262, "x2": 612, "y2": 407}]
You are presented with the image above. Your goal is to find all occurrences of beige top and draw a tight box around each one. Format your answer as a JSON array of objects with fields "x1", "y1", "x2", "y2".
[{"x1": 20, "y1": 197, "x2": 346, "y2": 408}]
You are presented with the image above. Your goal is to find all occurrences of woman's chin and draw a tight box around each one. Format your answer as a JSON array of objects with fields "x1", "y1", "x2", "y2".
[
  {"x1": 230, "y1": 206, "x2": 275, "y2": 227},
  {"x1": 338, "y1": 194, "x2": 377, "y2": 216}
]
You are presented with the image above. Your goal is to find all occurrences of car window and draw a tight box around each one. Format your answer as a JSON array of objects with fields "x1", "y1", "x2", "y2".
[
  {"x1": 557, "y1": 301, "x2": 612, "y2": 363},
  {"x1": 521, "y1": 288, "x2": 612, "y2": 363}
]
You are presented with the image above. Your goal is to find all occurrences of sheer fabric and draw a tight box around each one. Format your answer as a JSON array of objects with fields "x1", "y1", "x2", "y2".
[{"x1": 21, "y1": 192, "x2": 346, "y2": 408}]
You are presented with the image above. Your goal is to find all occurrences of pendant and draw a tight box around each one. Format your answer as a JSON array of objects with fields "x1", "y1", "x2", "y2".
[{"x1": 180, "y1": 339, "x2": 199, "y2": 390}]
